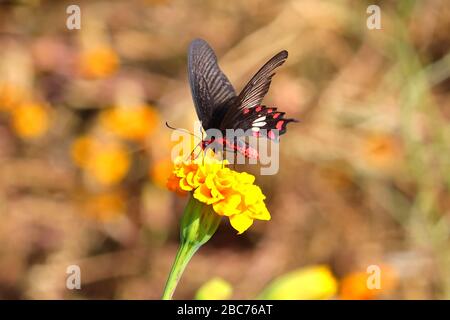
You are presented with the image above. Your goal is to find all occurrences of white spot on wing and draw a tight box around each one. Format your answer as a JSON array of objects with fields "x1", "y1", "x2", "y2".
[
  {"x1": 252, "y1": 121, "x2": 266, "y2": 127},
  {"x1": 254, "y1": 116, "x2": 266, "y2": 123},
  {"x1": 252, "y1": 127, "x2": 260, "y2": 132}
]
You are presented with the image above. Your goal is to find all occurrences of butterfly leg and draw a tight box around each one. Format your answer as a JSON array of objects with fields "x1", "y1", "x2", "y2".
[
  {"x1": 186, "y1": 142, "x2": 201, "y2": 161},
  {"x1": 220, "y1": 147, "x2": 237, "y2": 169}
]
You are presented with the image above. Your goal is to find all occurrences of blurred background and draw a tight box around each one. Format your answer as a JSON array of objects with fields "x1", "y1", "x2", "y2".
[{"x1": 0, "y1": 0, "x2": 449, "y2": 299}]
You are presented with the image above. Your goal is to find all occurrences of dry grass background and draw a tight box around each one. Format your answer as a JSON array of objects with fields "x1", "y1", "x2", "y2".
[{"x1": 0, "y1": 0, "x2": 449, "y2": 299}]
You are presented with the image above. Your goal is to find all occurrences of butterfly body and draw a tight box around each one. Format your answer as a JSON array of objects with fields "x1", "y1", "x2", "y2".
[
  {"x1": 188, "y1": 39, "x2": 296, "y2": 159},
  {"x1": 201, "y1": 136, "x2": 259, "y2": 159}
]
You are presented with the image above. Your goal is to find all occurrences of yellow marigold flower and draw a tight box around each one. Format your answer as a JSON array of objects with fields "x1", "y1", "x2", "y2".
[
  {"x1": 99, "y1": 105, "x2": 159, "y2": 141},
  {"x1": 79, "y1": 46, "x2": 119, "y2": 79},
  {"x1": 11, "y1": 102, "x2": 50, "y2": 139},
  {"x1": 163, "y1": 153, "x2": 271, "y2": 299},
  {"x1": 166, "y1": 152, "x2": 270, "y2": 234}
]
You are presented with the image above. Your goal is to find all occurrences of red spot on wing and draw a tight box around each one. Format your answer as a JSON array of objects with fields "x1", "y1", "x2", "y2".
[
  {"x1": 255, "y1": 105, "x2": 262, "y2": 112},
  {"x1": 245, "y1": 146, "x2": 259, "y2": 159},
  {"x1": 276, "y1": 120, "x2": 284, "y2": 130},
  {"x1": 243, "y1": 108, "x2": 250, "y2": 114},
  {"x1": 273, "y1": 113, "x2": 281, "y2": 119},
  {"x1": 267, "y1": 108, "x2": 273, "y2": 113}
]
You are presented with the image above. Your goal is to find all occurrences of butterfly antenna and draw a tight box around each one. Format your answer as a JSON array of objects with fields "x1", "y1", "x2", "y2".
[
  {"x1": 185, "y1": 142, "x2": 202, "y2": 161},
  {"x1": 194, "y1": 145, "x2": 203, "y2": 161},
  {"x1": 165, "y1": 121, "x2": 203, "y2": 140},
  {"x1": 201, "y1": 124, "x2": 205, "y2": 166}
]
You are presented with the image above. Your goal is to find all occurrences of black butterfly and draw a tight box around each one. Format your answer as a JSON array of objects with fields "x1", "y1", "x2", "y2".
[{"x1": 188, "y1": 38, "x2": 296, "y2": 159}]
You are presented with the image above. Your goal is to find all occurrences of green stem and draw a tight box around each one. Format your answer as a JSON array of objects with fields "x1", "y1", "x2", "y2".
[
  {"x1": 162, "y1": 241, "x2": 199, "y2": 300},
  {"x1": 162, "y1": 195, "x2": 221, "y2": 300}
]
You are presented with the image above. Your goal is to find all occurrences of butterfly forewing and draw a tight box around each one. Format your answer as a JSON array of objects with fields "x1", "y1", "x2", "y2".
[
  {"x1": 188, "y1": 39, "x2": 236, "y2": 129},
  {"x1": 220, "y1": 50, "x2": 288, "y2": 129},
  {"x1": 238, "y1": 50, "x2": 288, "y2": 110}
]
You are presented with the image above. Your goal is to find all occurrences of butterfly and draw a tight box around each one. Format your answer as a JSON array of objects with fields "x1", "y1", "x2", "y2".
[{"x1": 188, "y1": 38, "x2": 297, "y2": 159}]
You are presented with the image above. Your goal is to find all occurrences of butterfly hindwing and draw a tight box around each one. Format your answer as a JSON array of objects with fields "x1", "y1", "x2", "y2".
[
  {"x1": 232, "y1": 105, "x2": 296, "y2": 141},
  {"x1": 188, "y1": 39, "x2": 236, "y2": 129}
]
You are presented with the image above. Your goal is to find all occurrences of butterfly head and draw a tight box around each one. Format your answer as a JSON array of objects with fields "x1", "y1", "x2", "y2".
[{"x1": 201, "y1": 137, "x2": 215, "y2": 150}]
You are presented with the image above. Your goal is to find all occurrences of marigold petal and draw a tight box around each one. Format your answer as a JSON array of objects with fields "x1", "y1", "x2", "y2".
[
  {"x1": 179, "y1": 177, "x2": 194, "y2": 191},
  {"x1": 229, "y1": 214, "x2": 254, "y2": 234},
  {"x1": 235, "y1": 172, "x2": 255, "y2": 185},
  {"x1": 194, "y1": 182, "x2": 222, "y2": 205},
  {"x1": 246, "y1": 203, "x2": 271, "y2": 220},
  {"x1": 166, "y1": 174, "x2": 181, "y2": 191},
  {"x1": 213, "y1": 193, "x2": 242, "y2": 216},
  {"x1": 243, "y1": 185, "x2": 265, "y2": 206},
  {"x1": 213, "y1": 169, "x2": 235, "y2": 190},
  {"x1": 185, "y1": 171, "x2": 198, "y2": 188}
]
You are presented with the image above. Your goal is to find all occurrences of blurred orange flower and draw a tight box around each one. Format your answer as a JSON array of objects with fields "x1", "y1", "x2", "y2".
[
  {"x1": 79, "y1": 47, "x2": 119, "y2": 79},
  {"x1": 82, "y1": 190, "x2": 126, "y2": 221},
  {"x1": 150, "y1": 158, "x2": 174, "y2": 188},
  {"x1": 99, "y1": 105, "x2": 159, "y2": 142},
  {"x1": 11, "y1": 102, "x2": 50, "y2": 139},
  {"x1": 361, "y1": 133, "x2": 401, "y2": 170},
  {"x1": 0, "y1": 83, "x2": 24, "y2": 112},
  {"x1": 71, "y1": 136, "x2": 131, "y2": 186},
  {"x1": 71, "y1": 135, "x2": 94, "y2": 168},
  {"x1": 319, "y1": 161, "x2": 354, "y2": 191},
  {"x1": 339, "y1": 265, "x2": 398, "y2": 300},
  {"x1": 340, "y1": 272, "x2": 375, "y2": 300}
]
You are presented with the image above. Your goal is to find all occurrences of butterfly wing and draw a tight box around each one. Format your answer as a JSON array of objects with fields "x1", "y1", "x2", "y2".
[
  {"x1": 231, "y1": 105, "x2": 297, "y2": 141},
  {"x1": 219, "y1": 50, "x2": 294, "y2": 143},
  {"x1": 188, "y1": 39, "x2": 236, "y2": 129},
  {"x1": 220, "y1": 50, "x2": 288, "y2": 129},
  {"x1": 237, "y1": 50, "x2": 288, "y2": 110}
]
